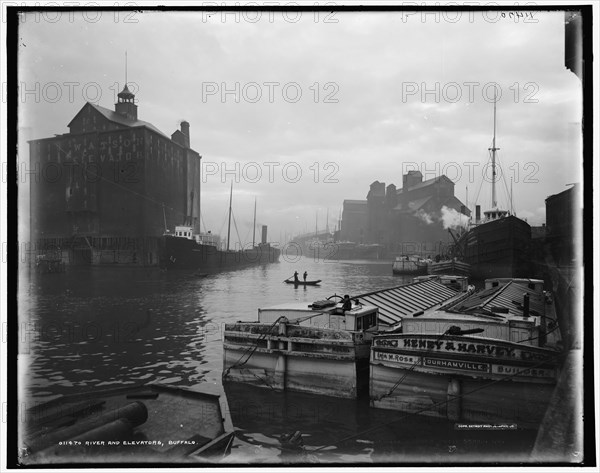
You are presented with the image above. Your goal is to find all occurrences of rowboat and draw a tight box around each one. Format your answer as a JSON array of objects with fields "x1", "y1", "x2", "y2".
[
  {"x1": 19, "y1": 383, "x2": 235, "y2": 464},
  {"x1": 284, "y1": 279, "x2": 322, "y2": 286}
]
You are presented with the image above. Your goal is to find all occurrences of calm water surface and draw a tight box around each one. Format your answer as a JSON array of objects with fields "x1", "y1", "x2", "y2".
[{"x1": 18, "y1": 257, "x2": 537, "y2": 464}]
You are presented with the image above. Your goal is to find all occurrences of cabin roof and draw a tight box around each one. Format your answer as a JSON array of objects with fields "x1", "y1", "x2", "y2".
[
  {"x1": 449, "y1": 279, "x2": 547, "y2": 318},
  {"x1": 258, "y1": 296, "x2": 373, "y2": 313},
  {"x1": 356, "y1": 279, "x2": 460, "y2": 326},
  {"x1": 259, "y1": 302, "x2": 321, "y2": 312},
  {"x1": 405, "y1": 310, "x2": 514, "y2": 325},
  {"x1": 259, "y1": 301, "x2": 377, "y2": 316}
]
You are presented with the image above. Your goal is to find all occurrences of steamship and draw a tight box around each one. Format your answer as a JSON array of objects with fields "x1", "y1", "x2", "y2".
[
  {"x1": 160, "y1": 187, "x2": 280, "y2": 270},
  {"x1": 160, "y1": 225, "x2": 280, "y2": 271},
  {"x1": 459, "y1": 100, "x2": 532, "y2": 279}
]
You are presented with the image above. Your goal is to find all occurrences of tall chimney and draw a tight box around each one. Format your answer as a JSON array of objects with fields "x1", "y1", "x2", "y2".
[
  {"x1": 180, "y1": 121, "x2": 190, "y2": 148},
  {"x1": 181, "y1": 121, "x2": 190, "y2": 136},
  {"x1": 181, "y1": 120, "x2": 190, "y2": 148},
  {"x1": 476, "y1": 205, "x2": 481, "y2": 223},
  {"x1": 261, "y1": 225, "x2": 267, "y2": 245}
]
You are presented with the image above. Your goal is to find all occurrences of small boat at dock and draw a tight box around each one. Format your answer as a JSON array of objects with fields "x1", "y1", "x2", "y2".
[
  {"x1": 392, "y1": 255, "x2": 428, "y2": 275},
  {"x1": 20, "y1": 383, "x2": 235, "y2": 464}
]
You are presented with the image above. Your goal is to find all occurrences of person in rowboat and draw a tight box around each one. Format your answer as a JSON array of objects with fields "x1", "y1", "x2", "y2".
[
  {"x1": 293, "y1": 271, "x2": 299, "y2": 283},
  {"x1": 303, "y1": 271, "x2": 307, "y2": 282}
]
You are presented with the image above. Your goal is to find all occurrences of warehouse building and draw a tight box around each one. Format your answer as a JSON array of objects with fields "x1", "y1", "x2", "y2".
[{"x1": 28, "y1": 84, "x2": 201, "y2": 265}]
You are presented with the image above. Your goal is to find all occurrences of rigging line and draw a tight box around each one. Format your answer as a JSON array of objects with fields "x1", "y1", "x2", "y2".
[
  {"x1": 200, "y1": 214, "x2": 209, "y2": 233},
  {"x1": 245, "y1": 368, "x2": 279, "y2": 391},
  {"x1": 497, "y1": 153, "x2": 514, "y2": 213},
  {"x1": 230, "y1": 209, "x2": 243, "y2": 250},
  {"x1": 218, "y1": 206, "x2": 230, "y2": 244},
  {"x1": 374, "y1": 329, "x2": 453, "y2": 401},
  {"x1": 515, "y1": 322, "x2": 562, "y2": 345},
  {"x1": 222, "y1": 316, "x2": 286, "y2": 377},
  {"x1": 472, "y1": 150, "x2": 488, "y2": 209},
  {"x1": 310, "y1": 349, "x2": 566, "y2": 454}
]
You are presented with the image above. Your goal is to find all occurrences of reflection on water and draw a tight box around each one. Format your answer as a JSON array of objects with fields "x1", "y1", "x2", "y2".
[
  {"x1": 222, "y1": 382, "x2": 538, "y2": 464},
  {"x1": 18, "y1": 257, "x2": 538, "y2": 463}
]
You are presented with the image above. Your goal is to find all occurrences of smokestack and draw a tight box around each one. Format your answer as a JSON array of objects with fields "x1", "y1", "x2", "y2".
[
  {"x1": 476, "y1": 205, "x2": 481, "y2": 223},
  {"x1": 181, "y1": 121, "x2": 190, "y2": 148},
  {"x1": 523, "y1": 293, "x2": 530, "y2": 318},
  {"x1": 261, "y1": 225, "x2": 267, "y2": 245}
]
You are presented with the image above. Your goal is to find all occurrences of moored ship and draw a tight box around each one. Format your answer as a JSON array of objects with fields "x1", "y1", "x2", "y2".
[
  {"x1": 160, "y1": 187, "x2": 280, "y2": 270},
  {"x1": 459, "y1": 99, "x2": 532, "y2": 279},
  {"x1": 370, "y1": 278, "x2": 562, "y2": 427},
  {"x1": 222, "y1": 296, "x2": 380, "y2": 398},
  {"x1": 463, "y1": 212, "x2": 532, "y2": 279},
  {"x1": 161, "y1": 225, "x2": 280, "y2": 270},
  {"x1": 222, "y1": 278, "x2": 469, "y2": 398}
]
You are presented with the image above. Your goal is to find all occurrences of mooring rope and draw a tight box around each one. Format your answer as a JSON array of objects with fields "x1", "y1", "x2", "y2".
[
  {"x1": 374, "y1": 327, "x2": 462, "y2": 401},
  {"x1": 222, "y1": 316, "x2": 286, "y2": 379}
]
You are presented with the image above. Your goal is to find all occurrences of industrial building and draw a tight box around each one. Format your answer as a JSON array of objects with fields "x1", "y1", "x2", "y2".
[
  {"x1": 28, "y1": 84, "x2": 201, "y2": 265},
  {"x1": 339, "y1": 171, "x2": 469, "y2": 257}
]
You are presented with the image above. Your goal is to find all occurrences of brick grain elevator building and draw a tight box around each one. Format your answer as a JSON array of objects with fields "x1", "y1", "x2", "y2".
[{"x1": 28, "y1": 84, "x2": 201, "y2": 266}]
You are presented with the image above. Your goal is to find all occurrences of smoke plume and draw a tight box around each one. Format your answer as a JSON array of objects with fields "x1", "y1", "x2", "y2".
[
  {"x1": 414, "y1": 209, "x2": 434, "y2": 225},
  {"x1": 440, "y1": 205, "x2": 469, "y2": 229}
]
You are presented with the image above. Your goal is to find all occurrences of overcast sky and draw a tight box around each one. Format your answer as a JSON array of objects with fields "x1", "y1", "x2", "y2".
[{"x1": 17, "y1": 7, "x2": 583, "y2": 245}]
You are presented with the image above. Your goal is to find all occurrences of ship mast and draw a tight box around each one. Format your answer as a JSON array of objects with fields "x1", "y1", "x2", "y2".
[
  {"x1": 510, "y1": 179, "x2": 514, "y2": 215},
  {"x1": 489, "y1": 92, "x2": 500, "y2": 209},
  {"x1": 199, "y1": 155, "x2": 202, "y2": 233},
  {"x1": 252, "y1": 197, "x2": 257, "y2": 248},
  {"x1": 226, "y1": 181, "x2": 233, "y2": 251}
]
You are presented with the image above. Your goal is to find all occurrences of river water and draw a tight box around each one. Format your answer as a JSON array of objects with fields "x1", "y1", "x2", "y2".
[{"x1": 18, "y1": 257, "x2": 539, "y2": 464}]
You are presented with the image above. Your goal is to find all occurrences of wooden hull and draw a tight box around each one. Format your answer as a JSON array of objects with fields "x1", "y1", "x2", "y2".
[
  {"x1": 223, "y1": 323, "x2": 370, "y2": 398},
  {"x1": 370, "y1": 333, "x2": 559, "y2": 428},
  {"x1": 370, "y1": 364, "x2": 555, "y2": 428},
  {"x1": 427, "y1": 260, "x2": 471, "y2": 277}
]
